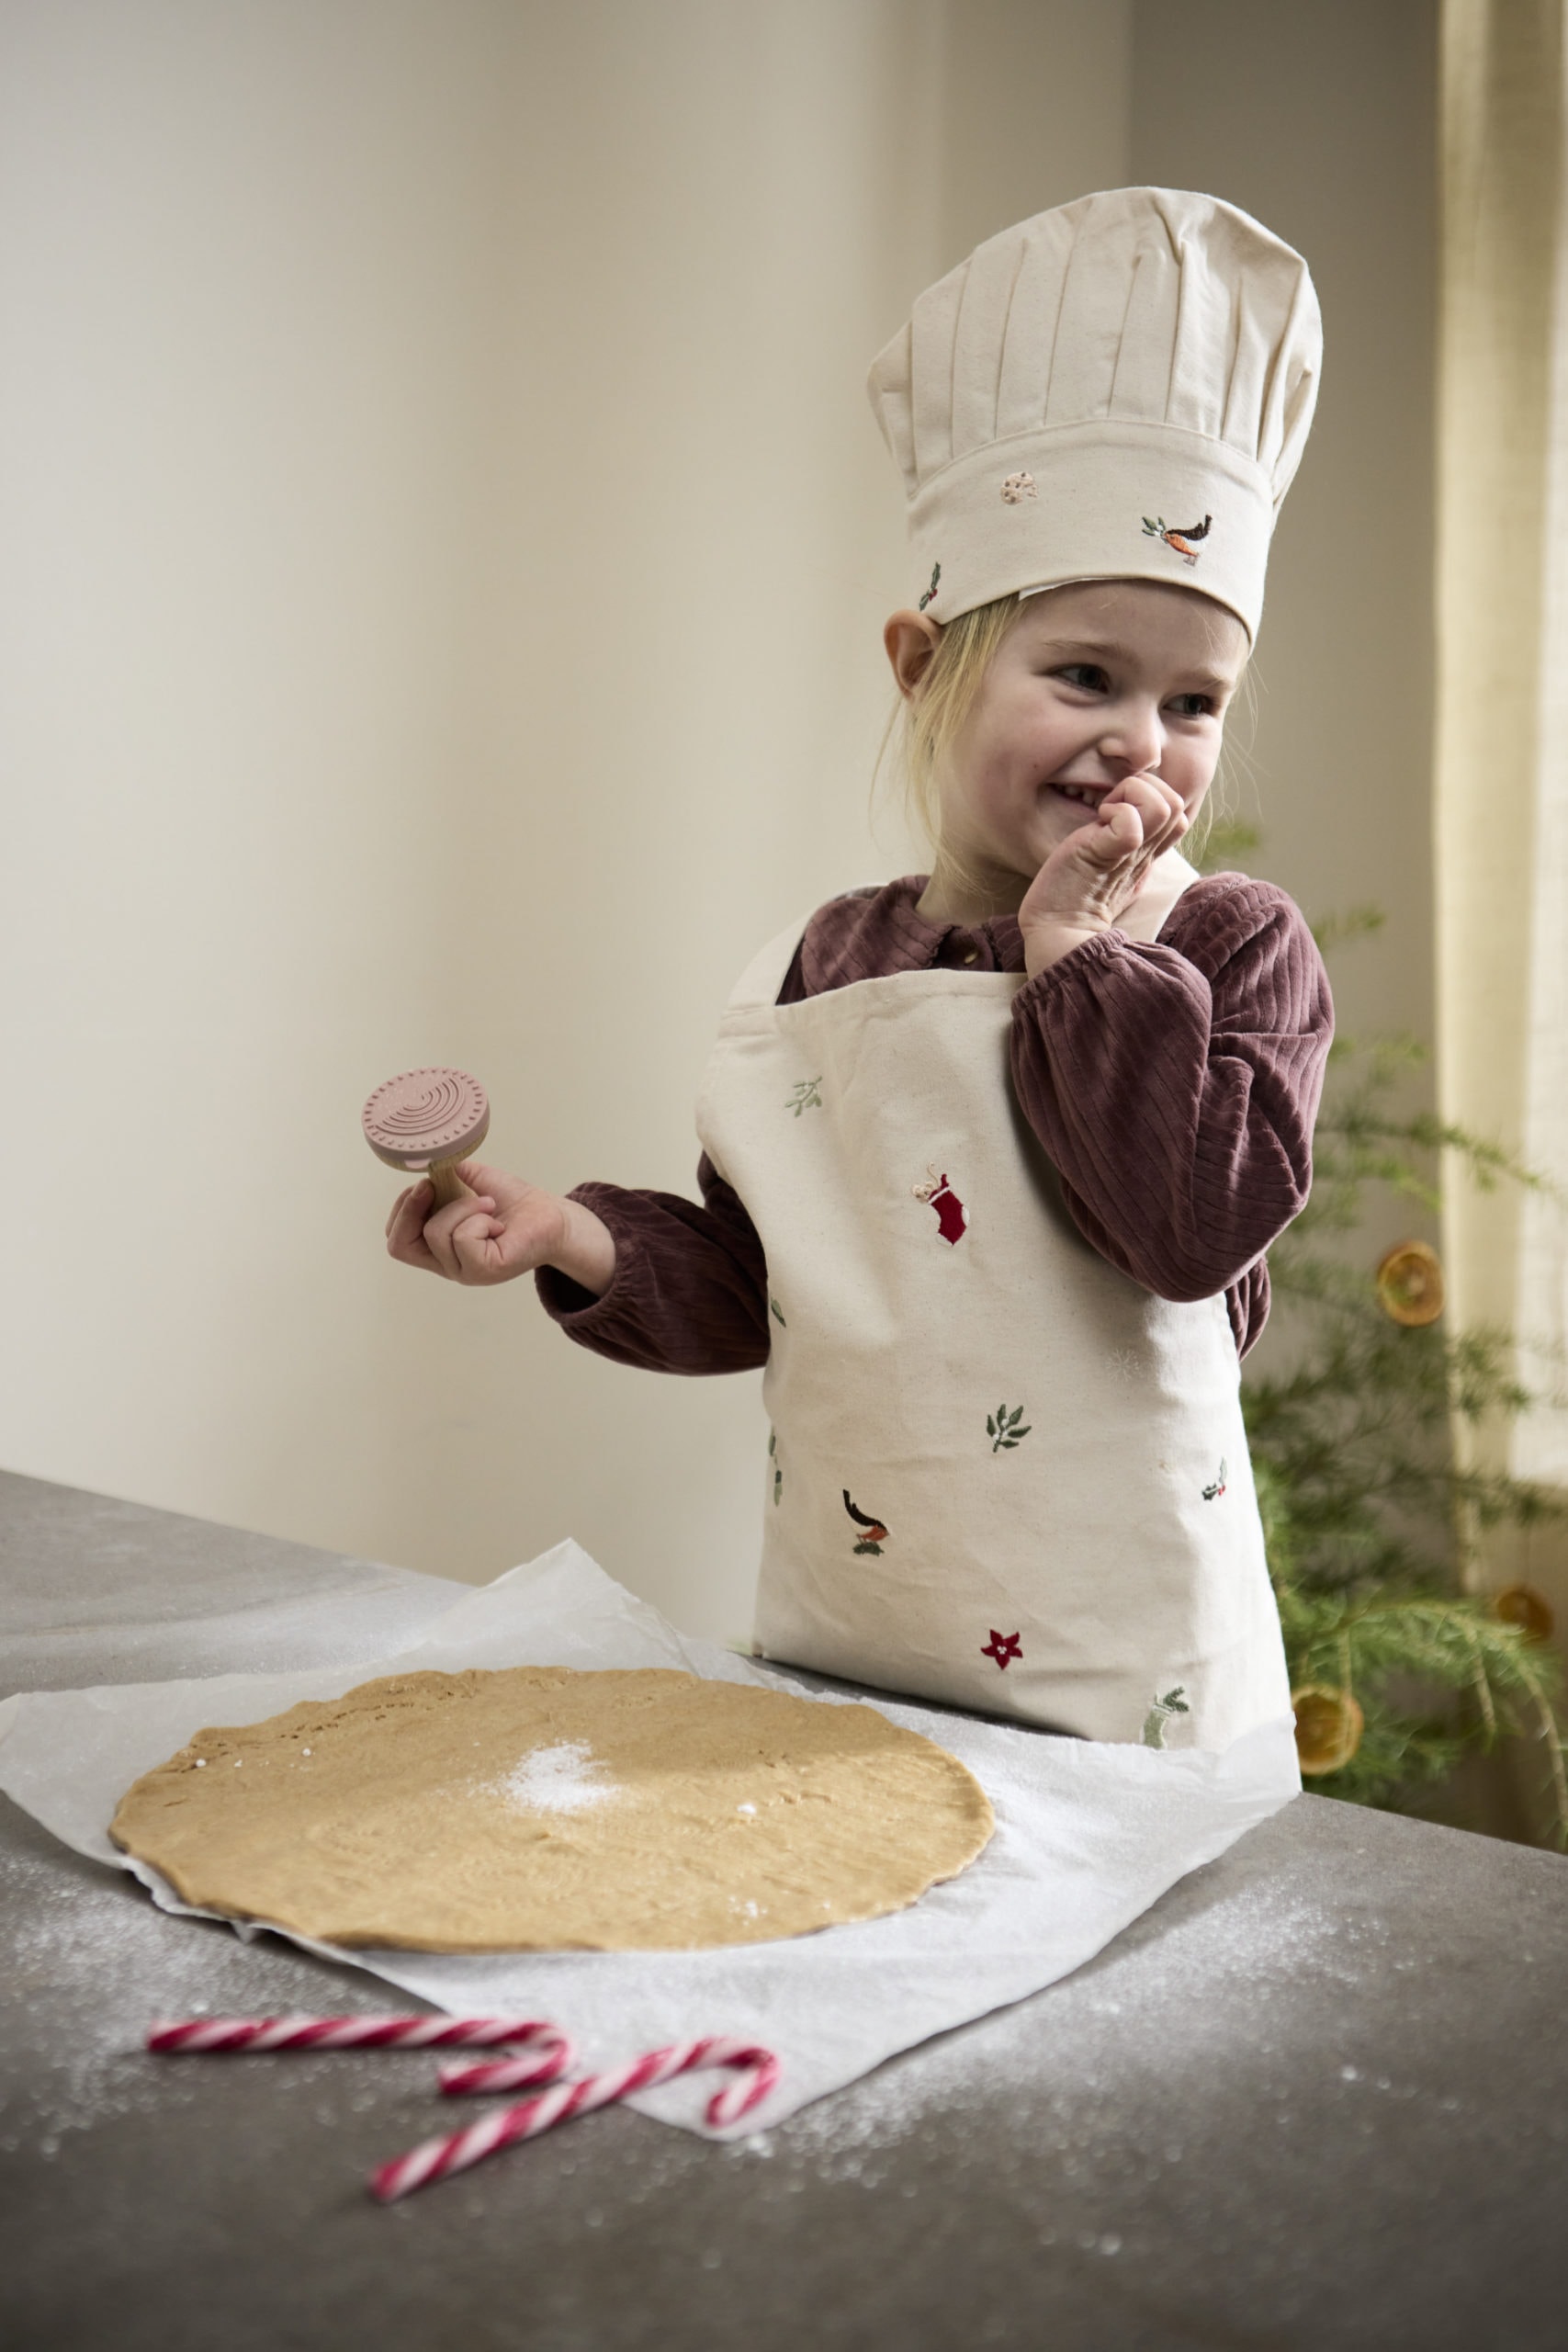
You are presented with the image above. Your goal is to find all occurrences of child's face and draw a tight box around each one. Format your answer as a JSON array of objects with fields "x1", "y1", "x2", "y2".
[{"x1": 931, "y1": 580, "x2": 1247, "y2": 906}]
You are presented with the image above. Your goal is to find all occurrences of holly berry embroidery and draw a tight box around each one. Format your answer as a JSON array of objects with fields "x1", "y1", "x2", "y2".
[
  {"x1": 1201, "y1": 1458, "x2": 1227, "y2": 1500},
  {"x1": 1142, "y1": 1686, "x2": 1190, "y2": 1747},
  {"x1": 1141, "y1": 513, "x2": 1212, "y2": 567},
  {"x1": 918, "y1": 560, "x2": 942, "y2": 612},
  {"x1": 842, "y1": 1490, "x2": 888, "y2": 1555},
  {"x1": 982, "y1": 1630, "x2": 1022, "y2": 1670},
  {"x1": 913, "y1": 1165, "x2": 967, "y2": 1244},
  {"x1": 987, "y1": 1403, "x2": 1031, "y2": 1453}
]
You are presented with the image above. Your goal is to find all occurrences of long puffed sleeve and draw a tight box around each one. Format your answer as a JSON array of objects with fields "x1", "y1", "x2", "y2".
[
  {"x1": 534, "y1": 1158, "x2": 771, "y2": 1374},
  {"x1": 1009, "y1": 876, "x2": 1332, "y2": 1336}
]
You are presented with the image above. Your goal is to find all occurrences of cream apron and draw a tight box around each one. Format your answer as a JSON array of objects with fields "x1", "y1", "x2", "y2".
[{"x1": 694, "y1": 887, "x2": 1292, "y2": 1753}]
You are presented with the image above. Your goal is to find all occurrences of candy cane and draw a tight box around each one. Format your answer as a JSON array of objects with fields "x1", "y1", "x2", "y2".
[
  {"x1": 370, "y1": 2037, "x2": 781, "y2": 2203},
  {"x1": 147, "y1": 2014, "x2": 573, "y2": 2076}
]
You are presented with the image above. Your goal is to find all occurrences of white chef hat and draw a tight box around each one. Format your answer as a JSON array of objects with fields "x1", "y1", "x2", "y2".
[{"x1": 867, "y1": 187, "x2": 1321, "y2": 643}]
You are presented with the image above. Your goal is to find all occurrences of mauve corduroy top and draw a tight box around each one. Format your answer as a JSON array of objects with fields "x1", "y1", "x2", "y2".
[{"x1": 536, "y1": 872, "x2": 1333, "y2": 1366}]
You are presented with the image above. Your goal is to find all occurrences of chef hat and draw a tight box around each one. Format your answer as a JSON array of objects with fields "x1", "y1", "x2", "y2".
[{"x1": 867, "y1": 187, "x2": 1321, "y2": 643}]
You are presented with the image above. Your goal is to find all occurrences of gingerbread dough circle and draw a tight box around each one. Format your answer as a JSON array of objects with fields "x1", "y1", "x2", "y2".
[{"x1": 109, "y1": 1667, "x2": 995, "y2": 1951}]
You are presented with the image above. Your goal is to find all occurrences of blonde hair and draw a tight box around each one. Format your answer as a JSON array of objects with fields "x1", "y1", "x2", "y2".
[{"x1": 883, "y1": 594, "x2": 1022, "y2": 901}]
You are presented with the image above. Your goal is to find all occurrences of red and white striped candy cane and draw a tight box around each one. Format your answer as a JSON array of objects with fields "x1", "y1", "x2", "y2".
[
  {"x1": 370, "y1": 2037, "x2": 781, "y2": 2203},
  {"x1": 147, "y1": 2014, "x2": 572, "y2": 2079}
]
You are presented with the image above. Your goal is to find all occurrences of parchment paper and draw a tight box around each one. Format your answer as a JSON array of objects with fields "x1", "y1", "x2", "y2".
[{"x1": 0, "y1": 1539, "x2": 1299, "y2": 2137}]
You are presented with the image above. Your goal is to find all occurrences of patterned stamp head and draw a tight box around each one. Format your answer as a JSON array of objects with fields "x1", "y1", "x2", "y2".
[
  {"x1": 362, "y1": 1068, "x2": 490, "y2": 1170},
  {"x1": 1000, "y1": 472, "x2": 1036, "y2": 503}
]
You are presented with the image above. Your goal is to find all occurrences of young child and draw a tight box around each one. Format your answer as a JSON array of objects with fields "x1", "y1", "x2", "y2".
[{"x1": 386, "y1": 188, "x2": 1331, "y2": 1753}]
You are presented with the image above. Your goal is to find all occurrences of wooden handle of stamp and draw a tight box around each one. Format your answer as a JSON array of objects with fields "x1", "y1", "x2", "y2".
[{"x1": 426, "y1": 1159, "x2": 471, "y2": 1210}]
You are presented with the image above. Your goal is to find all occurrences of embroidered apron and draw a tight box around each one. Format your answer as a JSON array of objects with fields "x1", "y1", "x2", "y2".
[{"x1": 694, "y1": 889, "x2": 1292, "y2": 1753}]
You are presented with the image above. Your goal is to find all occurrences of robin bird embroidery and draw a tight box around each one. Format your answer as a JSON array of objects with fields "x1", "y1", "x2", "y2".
[
  {"x1": 1142, "y1": 513, "x2": 1212, "y2": 566},
  {"x1": 843, "y1": 1490, "x2": 889, "y2": 1555}
]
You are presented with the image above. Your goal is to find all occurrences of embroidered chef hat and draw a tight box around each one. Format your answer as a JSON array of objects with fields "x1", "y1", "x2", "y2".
[{"x1": 867, "y1": 187, "x2": 1321, "y2": 642}]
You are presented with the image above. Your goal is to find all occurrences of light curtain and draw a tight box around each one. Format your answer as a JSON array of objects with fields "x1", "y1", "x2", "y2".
[{"x1": 1438, "y1": 0, "x2": 1568, "y2": 1491}]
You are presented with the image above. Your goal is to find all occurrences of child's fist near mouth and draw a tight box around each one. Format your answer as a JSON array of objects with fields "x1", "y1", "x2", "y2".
[{"x1": 1019, "y1": 770, "x2": 1190, "y2": 977}]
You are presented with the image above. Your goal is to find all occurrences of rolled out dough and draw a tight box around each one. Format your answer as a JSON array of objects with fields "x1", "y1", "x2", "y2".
[{"x1": 109, "y1": 1666, "x2": 995, "y2": 1951}]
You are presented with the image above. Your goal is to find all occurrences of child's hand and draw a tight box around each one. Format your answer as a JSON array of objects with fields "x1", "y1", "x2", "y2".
[
  {"x1": 1018, "y1": 771, "x2": 1189, "y2": 975},
  {"x1": 384, "y1": 1161, "x2": 616, "y2": 1295}
]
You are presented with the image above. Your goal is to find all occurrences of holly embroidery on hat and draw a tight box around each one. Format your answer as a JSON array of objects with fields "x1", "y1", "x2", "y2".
[
  {"x1": 1142, "y1": 1686, "x2": 1190, "y2": 1747},
  {"x1": 785, "y1": 1078, "x2": 823, "y2": 1117},
  {"x1": 913, "y1": 1165, "x2": 967, "y2": 1244},
  {"x1": 1000, "y1": 471, "x2": 1036, "y2": 503},
  {"x1": 987, "y1": 1403, "x2": 1032, "y2": 1453},
  {"x1": 842, "y1": 1490, "x2": 889, "y2": 1555},
  {"x1": 982, "y1": 1629, "x2": 1022, "y2": 1670},
  {"x1": 919, "y1": 560, "x2": 942, "y2": 612},
  {"x1": 1142, "y1": 514, "x2": 1212, "y2": 567},
  {"x1": 1201, "y1": 1458, "x2": 1228, "y2": 1500}
]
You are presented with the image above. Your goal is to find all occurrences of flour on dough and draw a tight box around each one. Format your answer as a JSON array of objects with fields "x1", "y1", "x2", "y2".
[{"x1": 109, "y1": 1666, "x2": 995, "y2": 1951}]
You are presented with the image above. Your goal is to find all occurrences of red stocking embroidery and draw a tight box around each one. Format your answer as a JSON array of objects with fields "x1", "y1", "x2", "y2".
[{"x1": 913, "y1": 1166, "x2": 967, "y2": 1244}]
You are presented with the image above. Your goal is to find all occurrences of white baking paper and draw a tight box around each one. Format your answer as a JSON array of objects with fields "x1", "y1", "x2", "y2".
[{"x1": 0, "y1": 1539, "x2": 1300, "y2": 2137}]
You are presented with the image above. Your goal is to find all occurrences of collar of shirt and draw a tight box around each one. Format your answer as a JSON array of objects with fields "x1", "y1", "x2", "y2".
[{"x1": 794, "y1": 876, "x2": 1026, "y2": 1000}]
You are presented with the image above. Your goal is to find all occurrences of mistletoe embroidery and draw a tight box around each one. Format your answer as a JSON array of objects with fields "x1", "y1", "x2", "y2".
[
  {"x1": 987, "y1": 1403, "x2": 1032, "y2": 1453},
  {"x1": 843, "y1": 1490, "x2": 889, "y2": 1555},
  {"x1": 1141, "y1": 513, "x2": 1212, "y2": 567},
  {"x1": 982, "y1": 1629, "x2": 1023, "y2": 1670},
  {"x1": 785, "y1": 1078, "x2": 823, "y2": 1118},
  {"x1": 913, "y1": 1165, "x2": 967, "y2": 1244},
  {"x1": 918, "y1": 560, "x2": 942, "y2": 612},
  {"x1": 769, "y1": 1430, "x2": 782, "y2": 1505},
  {"x1": 1142, "y1": 1686, "x2": 1190, "y2": 1748},
  {"x1": 1202, "y1": 1458, "x2": 1228, "y2": 1500}
]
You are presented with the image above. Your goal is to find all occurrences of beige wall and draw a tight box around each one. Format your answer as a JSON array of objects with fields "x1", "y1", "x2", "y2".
[
  {"x1": 0, "y1": 1, "x2": 1133, "y2": 1636},
  {"x1": 1132, "y1": 0, "x2": 1438, "y2": 1072}
]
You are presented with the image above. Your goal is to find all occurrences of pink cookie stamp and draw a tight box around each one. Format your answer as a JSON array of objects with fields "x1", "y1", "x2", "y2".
[{"x1": 363, "y1": 1068, "x2": 490, "y2": 1208}]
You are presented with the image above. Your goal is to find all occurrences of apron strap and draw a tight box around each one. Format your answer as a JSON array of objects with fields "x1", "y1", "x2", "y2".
[{"x1": 724, "y1": 912, "x2": 815, "y2": 1010}]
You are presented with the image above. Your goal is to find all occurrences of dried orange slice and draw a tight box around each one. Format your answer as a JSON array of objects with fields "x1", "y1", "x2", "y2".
[
  {"x1": 1292, "y1": 1684, "x2": 1364, "y2": 1775},
  {"x1": 1493, "y1": 1582, "x2": 1554, "y2": 1644},
  {"x1": 1375, "y1": 1240, "x2": 1445, "y2": 1327}
]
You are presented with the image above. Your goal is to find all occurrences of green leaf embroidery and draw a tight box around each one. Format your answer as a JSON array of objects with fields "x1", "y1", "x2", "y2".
[
  {"x1": 987, "y1": 1402, "x2": 1032, "y2": 1453},
  {"x1": 785, "y1": 1078, "x2": 823, "y2": 1117},
  {"x1": 770, "y1": 1297, "x2": 786, "y2": 1328}
]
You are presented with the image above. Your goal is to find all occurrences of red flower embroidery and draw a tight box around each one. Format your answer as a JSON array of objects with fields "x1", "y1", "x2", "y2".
[{"x1": 982, "y1": 1630, "x2": 1022, "y2": 1670}]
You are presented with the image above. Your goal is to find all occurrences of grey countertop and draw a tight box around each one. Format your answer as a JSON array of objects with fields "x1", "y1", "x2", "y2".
[{"x1": 3, "y1": 1464, "x2": 1566, "y2": 2351}]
